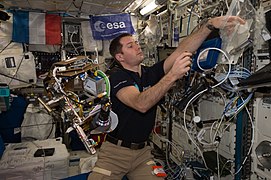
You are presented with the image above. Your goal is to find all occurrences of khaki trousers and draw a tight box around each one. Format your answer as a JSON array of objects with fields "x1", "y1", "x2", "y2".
[{"x1": 88, "y1": 141, "x2": 164, "y2": 180}]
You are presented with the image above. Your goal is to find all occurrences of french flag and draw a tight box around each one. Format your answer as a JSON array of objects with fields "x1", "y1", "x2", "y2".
[{"x1": 12, "y1": 11, "x2": 62, "y2": 45}]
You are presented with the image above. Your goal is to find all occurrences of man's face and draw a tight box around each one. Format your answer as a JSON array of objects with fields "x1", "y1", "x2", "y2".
[{"x1": 117, "y1": 36, "x2": 144, "y2": 66}]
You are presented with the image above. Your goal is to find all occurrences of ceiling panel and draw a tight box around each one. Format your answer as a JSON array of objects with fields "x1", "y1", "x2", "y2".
[{"x1": 0, "y1": 0, "x2": 135, "y2": 15}]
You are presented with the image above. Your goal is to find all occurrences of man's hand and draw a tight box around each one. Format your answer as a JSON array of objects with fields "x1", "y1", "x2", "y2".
[
  {"x1": 167, "y1": 51, "x2": 192, "y2": 80},
  {"x1": 208, "y1": 16, "x2": 246, "y2": 35}
]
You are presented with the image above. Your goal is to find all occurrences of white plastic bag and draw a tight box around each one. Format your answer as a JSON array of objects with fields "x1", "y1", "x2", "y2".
[
  {"x1": 22, "y1": 104, "x2": 55, "y2": 141},
  {"x1": 0, "y1": 45, "x2": 37, "y2": 89}
]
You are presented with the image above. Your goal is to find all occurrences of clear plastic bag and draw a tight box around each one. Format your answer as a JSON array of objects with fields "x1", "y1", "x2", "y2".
[{"x1": 218, "y1": 0, "x2": 270, "y2": 64}]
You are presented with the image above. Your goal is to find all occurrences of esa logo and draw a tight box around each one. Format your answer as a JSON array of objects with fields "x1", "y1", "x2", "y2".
[{"x1": 94, "y1": 21, "x2": 126, "y2": 32}]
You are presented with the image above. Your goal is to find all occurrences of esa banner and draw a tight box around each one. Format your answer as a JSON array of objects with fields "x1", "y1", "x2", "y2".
[{"x1": 90, "y1": 13, "x2": 135, "y2": 40}]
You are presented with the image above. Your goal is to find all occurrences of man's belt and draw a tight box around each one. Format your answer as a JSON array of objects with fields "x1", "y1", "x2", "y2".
[{"x1": 106, "y1": 135, "x2": 149, "y2": 150}]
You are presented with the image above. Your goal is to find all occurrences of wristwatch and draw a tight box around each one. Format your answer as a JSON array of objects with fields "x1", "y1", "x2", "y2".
[{"x1": 206, "y1": 18, "x2": 219, "y2": 31}]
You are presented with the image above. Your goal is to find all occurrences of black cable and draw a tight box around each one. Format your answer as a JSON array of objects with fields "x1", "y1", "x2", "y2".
[
  {"x1": 0, "y1": 41, "x2": 12, "y2": 54},
  {"x1": 179, "y1": 35, "x2": 188, "y2": 39},
  {"x1": 66, "y1": 0, "x2": 74, "y2": 11},
  {"x1": 78, "y1": 0, "x2": 84, "y2": 13},
  {"x1": 72, "y1": 0, "x2": 80, "y2": 9},
  {"x1": 46, "y1": 120, "x2": 55, "y2": 139},
  {"x1": 0, "y1": 122, "x2": 54, "y2": 129},
  {"x1": 0, "y1": 72, "x2": 31, "y2": 84}
]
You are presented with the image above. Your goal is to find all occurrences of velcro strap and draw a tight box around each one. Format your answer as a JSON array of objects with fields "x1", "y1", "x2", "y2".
[
  {"x1": 92, "y1": 167, "x2": 111, "y2": 176},
  {"x1": 146, "y1": 160, "x2": 156, "y2": 165}
]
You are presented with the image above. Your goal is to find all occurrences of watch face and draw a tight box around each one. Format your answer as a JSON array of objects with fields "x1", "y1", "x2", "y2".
[{"x1": 207, "y1": 24, "x2": 217, "y2": 31}]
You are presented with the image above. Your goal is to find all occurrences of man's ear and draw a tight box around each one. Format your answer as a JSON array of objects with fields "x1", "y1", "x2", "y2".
[{"x1": 115, "y1": 53, "x2": 124, "y2": 62}]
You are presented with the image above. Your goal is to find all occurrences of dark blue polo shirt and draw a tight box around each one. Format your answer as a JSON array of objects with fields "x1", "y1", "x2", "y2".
[{"x1": 108, "y1": 60, "x2": 165, "y2": 143}]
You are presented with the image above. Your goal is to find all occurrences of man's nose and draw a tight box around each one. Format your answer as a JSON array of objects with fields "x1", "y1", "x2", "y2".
[{"x1": 135, "y1": 43, "x2": 141, "y2": 50}]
